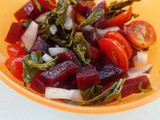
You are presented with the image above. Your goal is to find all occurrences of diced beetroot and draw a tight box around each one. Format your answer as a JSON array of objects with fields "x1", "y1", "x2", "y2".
[
  {"x1": 96, "y1": 53, "x2": 128, "y2": 85},
  {"x1": 37, "y1": 0, "x2": 56, "y2": 11},
  {"x1": 31, "y1": 36, "x2": 49, "y2": 53},
  {"x1": 5, "y1": 22, "x2": 24, "y2": 44},
  {"x1": 92, "y1": 15, "x2": 108, "y2": 29},
  {"x1": 85, "y1": 29, "x2": 101, "y2": 47},
  {"x1": 14, "y1": 1, "x2": 49, "y2": 21},
  {"x1": 76, "y1": 65, "x2": 100, "y2": 90},
  {"x1": 30, "y1": 72, "x2": 48, "y2": 94},
  {"x1": 90, "y1": 46, "x2": 101, "y2": 65},
  {"x1": 95, "y1": 0, "x2": 107, "y2": 10},
  {"x1": 57, "y1": 51, "x2": 81, "y2": 67},
  {"x1": 40, "y1": 61, "x2": 78, "y2": 87},
  {"x1": 102, "y1": 75, "x2": 151, "y2": 98},
  {"x1": 74, "y1": 2, "x2": 94, "y2": 17}
]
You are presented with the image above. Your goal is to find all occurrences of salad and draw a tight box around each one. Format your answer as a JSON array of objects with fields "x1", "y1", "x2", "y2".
[{"x1": 5, "y1": 0, "x2": 156, "y2": 106}]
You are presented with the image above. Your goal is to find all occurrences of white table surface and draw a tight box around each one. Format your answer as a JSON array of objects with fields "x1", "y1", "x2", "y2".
[{"x1": 0, "y1": 80, "x2": 159, "y2": 120}]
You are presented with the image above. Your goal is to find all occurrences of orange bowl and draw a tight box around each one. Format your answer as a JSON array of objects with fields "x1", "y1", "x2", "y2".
[{"x1": 0, "y1": 0, "x2": 160, "y2": 114}]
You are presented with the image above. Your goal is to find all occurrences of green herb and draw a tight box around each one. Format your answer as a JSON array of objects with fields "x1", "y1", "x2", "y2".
[
  {"x1": 22, "y1": 19, "x2": 32, "y2": 29},
  {"x1": 57, "y1": 0, "x2": 69, "y2": 25},
  {"x1": 80, "y1": 85, "x2": 102, "y2": 101},
  {"x1": 79, "y1": 8, "x2": 105, "y2": 28},
  {"x1": 138, "y1": 83, "x2": 153, "y2": 93},
  {"x1": 33, "y1": 0, "x2": 42, "y2": 12},
  {"x1": 50, "y1": 35, "x2": 68, "y2": 47},
  {"x1": 38, "y1": 23, "x2": 50, "y2": 35},
  {"x1": 47, "y1": 0, "x2": 57, "y2": 7},
  {"x1": 66, "y1": 79, "x2": 126, "y2": 106},
  {"x1": 108, "y1": 0, "x2": 141, "y2": 11},
  {"x1": 73, "y1": 32, "x2": 91, "y2": 65},
  {"x1": 22, "y1": 51, "x2": 43, "y2": 86},
  {"x1": 28, "y1": 57, "x2": 58, "y2": 70}
]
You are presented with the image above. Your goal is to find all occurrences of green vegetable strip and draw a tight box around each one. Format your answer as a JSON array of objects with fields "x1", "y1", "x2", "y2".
[
  {"x1": 138, "y1": 83, "x2": 153, "y2": 93},
  {"x1": 79, "y1": 9, "x2": 105, "y2": 28},
  {"x1": 28, "y1": 57, "x2": 58, "y2": 70}
]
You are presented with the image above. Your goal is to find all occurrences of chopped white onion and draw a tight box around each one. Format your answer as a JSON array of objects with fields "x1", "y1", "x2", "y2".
[
  {"x1": 45, "y1": 87, "x2": 82, "y2": 102},
  {"x1": 49, "y1": 47, "x2": 69, "y2": 56},
  {"x1": 133, "y1": 52, "x2": 148, "y2": 67},
  {"x1": 21, "y1": 21, "x2": 38, "y2": 52},
  {"x1": 42, "y1": 54, "x2": 53, "y2": 62},
  {"x1": 66, "y1": 5, "x2": 73, "y2": 17},
  {"x1": 127, "y1": 64, "x2": 153, "y2": 78},
  {"x1": 55, "y1": 44, "x2": 60, "y2": 48},
  {"x1": 83, "y1": 25, "x2": 94, "y2": 31},
  {"x1": 97, "y1": 26, "x2": 120, "y2": 37},
  {"x1": 64, "y1": 17, "x2": 73, "y2": 30},
  {"x1": 95, "y1": 0, "x2": 105, "y2": 7},
  {"x1": 49, "y1": 24, "x2": 58, "y2": 35},
  {"x1": 35, "y1": 12, "x2": 50, "y2": 23}
]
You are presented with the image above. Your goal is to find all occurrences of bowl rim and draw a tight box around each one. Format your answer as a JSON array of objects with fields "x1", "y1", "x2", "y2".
[{"x1": 0, "y1": 71, "x2": 160, "y2": 114}]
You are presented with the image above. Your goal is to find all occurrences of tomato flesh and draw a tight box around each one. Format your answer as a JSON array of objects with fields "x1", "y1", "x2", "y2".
[
  {"x1": 7, "y1": 43, "x2": 26, "y2": 57},
  {"x1": 99, "y1": 38, "x2": 129, "y2": 71},
  {"x1": 125, "y1": 20, "x2": 157, "y2": 49},
  {"x1": 107, "y1": 7, "x2": 132, "y2": 27},
  {"x1": 5, "y1": 56, "x2": 24, "y2": 81},
  {"x1": 105, "y1": 31, "x2": 133, "y2": 59}
]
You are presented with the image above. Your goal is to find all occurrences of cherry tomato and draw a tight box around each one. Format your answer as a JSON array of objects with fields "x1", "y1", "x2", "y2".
[
  {"x1": 7, "y1": 43, "x2": 26, "y2": 57},
  {"x1": 107, "y1": 7, "x2": 132, "y2": 27},
  {"x1": 99, "y1": 38, "x2": 129, "y2": 71},
  {"x1": 5, "y1": 56, "x2": 24, "y2": 81},
  {"x1": 38, "y1": 0, "x2": 56, "y2": 10},
  {"x1": 105, "y1": 31, "x2": 133, "y2": 59},
  {"x1": 124, "y1": 20, "x2": 157, "y2": 49}
]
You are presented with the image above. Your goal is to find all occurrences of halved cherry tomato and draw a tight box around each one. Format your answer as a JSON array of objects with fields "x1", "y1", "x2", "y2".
[
  {"x1": 5, "y1": 56, "x2": 24, "y2": 81},
  {"x1": 7, "y1": 43, "x2": 26, "y2": 57},
  {"x1": 107, "y1": 7, "x2": 132, "y2": 27},
  {"x1": 105, "y1": 31, "x2": 133, "y2": 59},
  {"x1": 124, "y1": 20, "x2": 157, "y2": 49},
  {"x1": 37, "y1": 0, "x2": 56, "y2": 10},
  {"x1": 99, "y1": 38, "x2": 129, "y2": 71}
]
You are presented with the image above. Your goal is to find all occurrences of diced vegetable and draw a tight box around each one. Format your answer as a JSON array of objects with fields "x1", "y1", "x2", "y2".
[
  {"x1": 5, "y1": 22, "x2": 24, "y2": 44},
  {"x1": 76, "y1": 65, "x2": 100, "y2": 90},
  {"x1": 45, "y1": 87, "x2": 82, "y2": 101},
  {"x1": 95, "y1": 0, "x2": 107, "y2": 10},
  {"x1": 40, "y1": 61, "x2": 78, "y2": 87},
  {"x1": 96, "y1": 53, "x2": 128, "y2": 85},
  {"x1": 97, "y1": 26, "x2": 120, "y2": 37},
  {"x1": 75, "y1": 12, "x2": 86, "y2": 25},
  {"x1": 127, "y1": 64, "x2": 153, "y2": 78},
  {"x1": 22, "y1": 21, "x2": 39, "y2": 52},
  {"x1": 5, "y1": 56, "x2": 24, "y2": 81},
  {"x1": 133, "y1": 52, "x2": 148, "y2": 67},
  {"x1": 90, "y1": 46, "x2": 101, "y2": 65},
  {"x1": 82, "y1": 25, "x2": 94, "y2": 31},
  {"x1": 31, "y1": 36, "x2": 49, "y2": 53},
  {"x1": 85, "y1": 29, "x2": 101, "y2": 47},
  {"x1": 42, "y1": 53, "x2": 53, "y2": 62},
  {"x1": 49, "y1": 24, "x2": 58, "y2": 35},
  {"x1": 7, "y1": 43, "x2": 26, "y2": 57},
  {"x1": 49, "y1": 47, "x2": 69, "y2": 57},
  {"x1": 36, "y1": 0, "x2": 56, "y2": 10},
  {"x1": 35, "y1": 12, "x2": 50, "y2": 23},
  {"x1": 64, "y1": 17, "x2": 73, "y2": 31},
  {"x1": 57, "y1": 51, "x2": 81, "y2": 66},
  {"x1": 92, "y1": 15, "x2": 108, "y2": 29}
]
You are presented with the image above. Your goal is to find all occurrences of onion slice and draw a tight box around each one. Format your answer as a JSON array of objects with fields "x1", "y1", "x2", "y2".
[
  {"x1": 97, "y1": 26, "x2": 120, "y2": 37},
  {"x1": 127, "y1": 64, "x2": 153, "y2": 78},
  {"x1": 45, "y1": 87, "x2": 82, "y2": 102},
  {"x1": 42, "y1": 53, "x2": 53, "y2": 62},
  {"x1": 133, "y1": 52, "x2": 148, "y2": 67},
  {"x1": 49, "y1": 24, "x2": 57, "y2": 35},
  {"x1": 21, "y1": 21, "x2": 38, "y2": 52},
  {"x1": 49, "y1": 47, "x2": 69, "y2": 56},
  {"x1": 35, "y1": 12, "x2": 50, "y2": 23}
]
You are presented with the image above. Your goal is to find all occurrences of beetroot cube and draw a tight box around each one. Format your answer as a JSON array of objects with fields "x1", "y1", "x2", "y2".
[
  {"x1": 76, "y1": 65, "x2": 100, "y2": 90},
  {"x1": 40, "y1": 61, "x2": 78, "y2": 87},
  {"x1": 57, "y1": 51, "x2": 81, "y2": 67},
  {"x1": 96, "y1": 53, "x2": 128, "y2": 85},
  {"x1": 5, "y1": 22, "x2": 24, "y2": 44},
  {"x1": 31, "y1": 36, "x2": 49, "y2": 53},
  {"x1": 85, "y1": 29, "x2": 101, "y2": 47},
  {"x1": 92, "y1": 15, "x2": 108, "y2": 29},
  {"x1": 121, "y1": 75, "x2": 151, "y2": 98},
  {"x1": 30, "y1": 72, "x2": 48, "y2": 94},
  {"x1": 90, "y1": 46, "x2": 101, "y2": 65}
]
